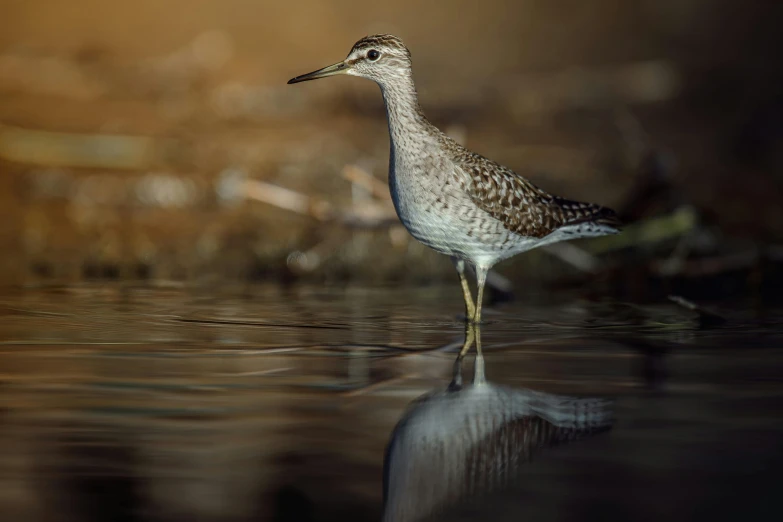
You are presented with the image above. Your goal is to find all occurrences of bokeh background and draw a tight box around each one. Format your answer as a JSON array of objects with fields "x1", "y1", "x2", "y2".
[
  {"x1": 2, "y1": 3, "x2": 783, "y2": 522},
  {"x1": 1, "y1": 0, "x2": 782, "y2": 294}
]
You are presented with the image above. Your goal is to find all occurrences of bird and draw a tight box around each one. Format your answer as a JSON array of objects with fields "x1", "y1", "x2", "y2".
[{"x1": 288, "y1": 34, "x2": 621, "y2": 324}]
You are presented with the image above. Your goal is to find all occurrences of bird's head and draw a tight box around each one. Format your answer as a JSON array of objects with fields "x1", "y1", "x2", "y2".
[{"x1": 287, "y1": 34, "x2": 412, "y2": 86}]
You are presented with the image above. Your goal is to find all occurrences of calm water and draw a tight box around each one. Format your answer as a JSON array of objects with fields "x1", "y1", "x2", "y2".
[{"x1": 0, "y1": 284, "x2": 781, "y2": 522}]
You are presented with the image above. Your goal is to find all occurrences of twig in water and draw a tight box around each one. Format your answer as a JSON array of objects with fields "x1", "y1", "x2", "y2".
[{"x1": 668, "y1": 295, "x2": 726, "y2": 327}]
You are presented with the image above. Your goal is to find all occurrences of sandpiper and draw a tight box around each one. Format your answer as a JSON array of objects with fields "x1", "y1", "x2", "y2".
[{"x1": 288, "y1": 34, "x2": 621, "y2": 323}]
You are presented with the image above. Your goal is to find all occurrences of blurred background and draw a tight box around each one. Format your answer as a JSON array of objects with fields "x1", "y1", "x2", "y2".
[
  {"x1": 1, "y1": 2, "x2": 783, "y2": 522},
  {"x1": 1, "y1": 0, "x2": 782, "y2": 297}
]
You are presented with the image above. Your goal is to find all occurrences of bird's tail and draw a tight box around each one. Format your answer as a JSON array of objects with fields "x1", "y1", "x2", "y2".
[
  {"x1": 554, "y1": 196, "x2": 623, "y2": 231},
  {"x1": 586, "y1": 205, "x2": 623, "y2": 229}
]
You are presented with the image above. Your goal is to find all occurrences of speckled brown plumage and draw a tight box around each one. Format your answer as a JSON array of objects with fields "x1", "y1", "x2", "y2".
[
  {"x1": 351, "y1": 34, "x2": 411, "y2": 57},
  {"x1": 448, "y1": 145, "x2": 621, "y2": 238}
]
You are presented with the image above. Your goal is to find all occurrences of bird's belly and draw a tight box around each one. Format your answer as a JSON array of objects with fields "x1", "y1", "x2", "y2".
[
  {"x1": 399, "y1": 205, "x2": 470, "y2": 255},
  {"x1": 389, "y1": 170, "x2": 514, "y2": 264}
]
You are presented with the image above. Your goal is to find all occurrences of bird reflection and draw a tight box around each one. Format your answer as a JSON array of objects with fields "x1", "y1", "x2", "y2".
[{"x1": 382, "y1": 324, "x2": 613, "y2": 522}]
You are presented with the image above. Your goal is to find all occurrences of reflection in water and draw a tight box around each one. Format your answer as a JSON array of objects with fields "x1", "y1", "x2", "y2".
[
  {"x1": 382, "y1": 324, "x2": 613, "y2": 522},
  {"x1": 2, "y1": 288, "x2": 780, "y2": 521}
]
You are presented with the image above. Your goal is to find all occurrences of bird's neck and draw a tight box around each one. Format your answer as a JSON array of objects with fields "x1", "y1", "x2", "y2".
[{"x1": 377, "y1": 74, "x2": 433, "y2": 145}]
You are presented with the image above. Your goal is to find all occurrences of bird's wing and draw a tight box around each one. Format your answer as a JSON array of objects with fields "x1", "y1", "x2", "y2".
[{"x1": 453, "y1": 151, "x2": 620, "y2": 238}]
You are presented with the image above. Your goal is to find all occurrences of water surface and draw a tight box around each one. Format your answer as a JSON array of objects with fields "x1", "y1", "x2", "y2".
[{"x1": 0, "y1": 285, "x2": 780, "y2": 521}]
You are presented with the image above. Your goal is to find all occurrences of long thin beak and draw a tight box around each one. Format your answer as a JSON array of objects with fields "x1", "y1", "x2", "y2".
[{"x1": 287, "y1": 61, "x2": 350, "y2": 84}]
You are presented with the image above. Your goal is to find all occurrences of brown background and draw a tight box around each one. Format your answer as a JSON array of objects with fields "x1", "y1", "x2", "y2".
[{"x1": 1, "y1": 0, "x2": 781, "y2": 286}]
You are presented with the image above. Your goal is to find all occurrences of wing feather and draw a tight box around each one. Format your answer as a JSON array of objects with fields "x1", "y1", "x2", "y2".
[{"x1": 452, "y1": 149, "x2": 620, "y2": 238}]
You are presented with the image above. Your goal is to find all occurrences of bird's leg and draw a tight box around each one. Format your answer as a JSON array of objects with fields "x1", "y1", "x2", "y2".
[
  {"x1": 472, "y1": 266, "x2": 488, "y2": 324},
  {"x1": 452, "y1": 258, "x2": 476, "y2": 321},
  {"x1": 451, "y1": 322, "x2": 476, "y2": 389}
]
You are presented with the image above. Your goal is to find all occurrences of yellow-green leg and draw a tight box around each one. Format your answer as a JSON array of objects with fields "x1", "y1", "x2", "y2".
[
  {"x1": 457, "y1": 321, "x2": 476, "y2": 359},
  {"x1": 452, "y1": 258, "x2": 476, "y2": 321},
  {"x1": 451, "y1": 322, "x2": 486, "y2": 387},
  {"x1": 450, "y1": 322, "x2": 476, "y2": 390}
]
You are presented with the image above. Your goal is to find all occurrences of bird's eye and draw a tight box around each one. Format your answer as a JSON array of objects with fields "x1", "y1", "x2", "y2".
[{"x1": 367, "y1": 49, "x2": 380, "y2": 61}]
